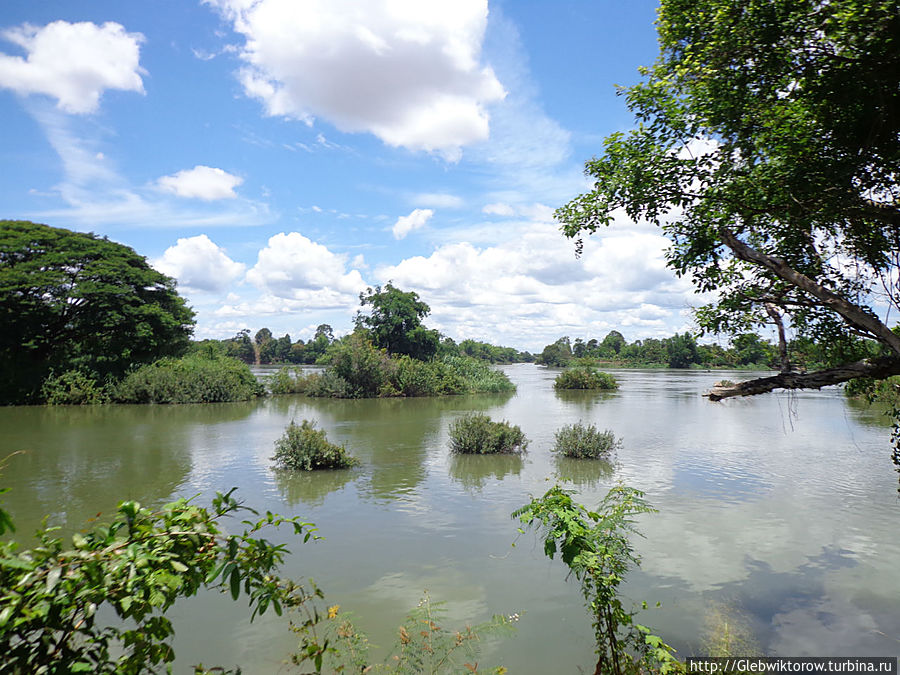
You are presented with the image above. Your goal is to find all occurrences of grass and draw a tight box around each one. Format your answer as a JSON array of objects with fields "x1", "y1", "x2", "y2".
[{"x1": 448, "y1": 413, "x2": 528, "y2": 455}]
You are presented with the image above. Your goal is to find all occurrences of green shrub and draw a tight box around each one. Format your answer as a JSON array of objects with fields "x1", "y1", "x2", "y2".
[
  {"x1": 113, "y1": 354, "x2": 264, "y2": 403},
  {"x1": 41, "y1": 370, "x2": 110, "y2": 405},
  {"x1": 448, "y1": 413, "x2": 528, "y2": 455},
  {"x1": 845, "y1": 375, "x2": 900, "y2": 405},
  {"x1": 554, "y1": 365, "x2": 618, "y2": 391},
  {"x1": 554, "y1": 422, "x2": 620, "y2": 459},
  {"x1": 267, "y1": 367, "x2": 309, "y2": 395},
  {"x1": 272, "y1": 420, "x2": 359, "y2": 471},
  {"x1": 438, "y1": 355, "x2": 516, "y2": 394}
]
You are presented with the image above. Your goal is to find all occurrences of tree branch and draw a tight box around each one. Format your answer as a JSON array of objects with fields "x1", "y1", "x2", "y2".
[
  {"x1": 706, "y1": 357, "x2": 900, "y2": 401},
  {"x1": 719, "y1": 227, "x2": 900, "y2": 356}
]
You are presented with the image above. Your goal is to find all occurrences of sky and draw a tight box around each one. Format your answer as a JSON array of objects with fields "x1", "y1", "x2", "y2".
[{"x1": 0, "y1": 0, "x2": 707, "y2": 351}]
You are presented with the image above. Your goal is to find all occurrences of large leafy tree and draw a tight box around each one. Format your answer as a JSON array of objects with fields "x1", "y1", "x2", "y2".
[
  {"x1": 355, "y1": 282, "x2": 439, "y2": 360},
  {"x1": 557, "y1": 0, "x2": 900, "y2": 400},
  {"x1": 0, "y1": 221, "x2": 195, "y2": 403}
]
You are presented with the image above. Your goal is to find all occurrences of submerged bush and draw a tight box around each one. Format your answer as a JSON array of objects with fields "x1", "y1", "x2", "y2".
[
  {"x1": 554, "y1": 365, "x2": 618, "y2": 391},
  {"x1": 41, "y1": 370, "x2": 110, "y2": 405},
  {"x1": 554, "y1": 422, "x2": 620, "y2": 460},
  {"x1": 114, "y1": 354, "x2": 264, "y2": 404},
  {"x1": 272, "y1": 420, "x2": 359, "y2": 471},
  {"x1": 448, "y1": 413, "x2": 528, "y2": 455}
]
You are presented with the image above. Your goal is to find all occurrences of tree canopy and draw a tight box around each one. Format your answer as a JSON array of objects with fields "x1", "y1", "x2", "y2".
[
  {"x1": 355, "y1": 282, "x2": 439, "y2": 360},
  {"x1": 556, "y1": 0, "x2": 900, "y2": 400},
  {"x1": 0, "y1": 221, "x2": 195, "y2": 403}
]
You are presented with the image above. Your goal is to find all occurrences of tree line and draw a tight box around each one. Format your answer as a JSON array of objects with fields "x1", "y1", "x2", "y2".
[{"x1": 537, "y1": 330, "x2": 828, "y2": 371}]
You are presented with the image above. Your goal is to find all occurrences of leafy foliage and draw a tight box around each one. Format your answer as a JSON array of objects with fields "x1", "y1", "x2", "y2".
[
  {"x1": 113, "y1": 353, "x2": 264, "y2": 404},
  {"x1": 556, "y1": 0, "x2": 900, "y2": 395},
  {"x1": 448, "y1": 413, "x2": 528, "y2": 455},
  {"x1": 271, "y1": 420, "x2": 359, "y2": 471},
  {"x1": 513, "y1": 485, "x2": 678, "y2": 675},
  {"x1": 554, "y1": 423, "x2": 621, "y2": 460},
  {"x1": 41, "y1": 370, "x2": 111, "y2": 405},
  {"x1": 0, "y1": 488, "x2": 316, "y2": 674},
  {"x1": 554, "y1": 366, "x2": 618, "y2": 391},
  {"x1": 356, "y1": 283, "x2": 440, "y2": 360},
  {"x1": 0, "y1": 221, "x2": 195, "y2": 404}
]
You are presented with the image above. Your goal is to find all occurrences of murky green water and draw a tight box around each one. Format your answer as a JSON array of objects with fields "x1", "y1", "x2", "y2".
[{"x1": 2, "y1": 366, "x2": 898, "y2": 671}]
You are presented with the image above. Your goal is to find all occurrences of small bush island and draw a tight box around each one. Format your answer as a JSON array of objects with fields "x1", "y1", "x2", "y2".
[
  {"x1": 114, "y1": 353, "x2": 264, "y2": 403},
  {"x1": 449, "y1": 413, "x2": 528, "y2": 455},
  {"x1": 554, "y1": 365, "x2": 618, "y2": 391},
  {"x1": 272, "y1": 420, "x2": 359, "y2": 471},
  {"x1": 299, "y1": 334, "x2": 515, "y2": 398},
  {"x1": 554, "y1": 422, "x2": 620, "y2": 460}
]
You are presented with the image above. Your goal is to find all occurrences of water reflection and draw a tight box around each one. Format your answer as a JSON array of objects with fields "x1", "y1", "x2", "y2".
[
  {"x1": 554, "y1": 456, "x2": 615, "y2": 488},
  {"x1": 449, "y1": 453, "x2": 524, "y2": 490},
  {"x1": 553, "y1": 388, "x2": 617, "y2": 410},
  {"x1": 272, "y1": 467, "x2": 357, "y2": 507}
]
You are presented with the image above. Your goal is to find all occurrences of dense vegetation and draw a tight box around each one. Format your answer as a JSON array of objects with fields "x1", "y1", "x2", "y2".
[
  {"x1": 554, "y1": 365, "x2": 618, "y2": 391},
  {"x1": 554, "y1": 423, "x2": 620, "y2": 460},
  {"x1": 0, "y1": 221, "x2": 195, "y2": 405},
  {"x1": 556, "y1": 0, "x2": 900, "y2": 402},
  {"x1": 538, "y1": 331, "x2": 797, "y2": 371},
  {"x1": 448, "y1": 413, "x2": 528, "y2": 455},
  {"x1": 271, "y1": 420, "x2": 359, "y2": 471}
]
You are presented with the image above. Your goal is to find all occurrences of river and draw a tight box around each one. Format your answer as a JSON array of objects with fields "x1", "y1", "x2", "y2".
[{"x1": 1, "y1": 365, "x2": 898, "y2": 671}]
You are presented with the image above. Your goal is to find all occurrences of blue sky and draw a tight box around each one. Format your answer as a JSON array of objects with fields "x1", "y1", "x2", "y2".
[{"x1": 0, "y1": 0, "x2": 704, "y2": 351}]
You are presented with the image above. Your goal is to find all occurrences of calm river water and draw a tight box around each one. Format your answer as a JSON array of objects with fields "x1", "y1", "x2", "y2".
[{"x1": 1, "y1": 366, "x2": 898, "y2": 672}]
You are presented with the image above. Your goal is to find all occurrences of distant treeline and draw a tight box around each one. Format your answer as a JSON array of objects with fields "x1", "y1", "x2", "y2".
[
  {"x1": 537, "y1": 331, "x2": 826, "y2": 370},
  {"x1": 194, "y1": 325, "x2": 534, "y2": 366}
]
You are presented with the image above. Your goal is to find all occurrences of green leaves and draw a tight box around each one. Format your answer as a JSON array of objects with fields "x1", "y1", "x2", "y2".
[{"x1": 0, "y1": 488, "x2": 317, "y2": 673}]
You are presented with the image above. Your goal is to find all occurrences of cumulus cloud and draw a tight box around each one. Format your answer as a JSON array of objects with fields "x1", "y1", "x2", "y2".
[
  {"x1": 376, "y1": 217, "x2": 699, "y2": 348},
  {"x1": 0, "y1": 21, "x2": 145, "y2": 113},
  {"x1": 245, "y1": 231, "x2": 367, "y2": 305},
  {"x1": 153, "y1": 235, "x2": 246, "y2": 292},
  {"x1": 157, "y1": 165, "x2": 244, "y2": 200},
  {"x1": 392, "y1": 208, "x2": 433, "y2": 239},
  {"x1": 205, "y1": 0, "x2": 506, "y2": 159}
]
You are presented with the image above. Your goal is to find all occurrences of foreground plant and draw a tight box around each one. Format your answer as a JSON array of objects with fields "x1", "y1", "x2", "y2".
[
  {"x1": 272, "y1": 420, "x2": 359, "y2": 471},
  {"x1": 292, "y1": 592, "x2": 514, "y2": 674},
  {"x1": 449, "y1": 413, "x2": 528, "y2": 455},
  {"x1": 554, "y1": 423, "x2": 620, "y2": 460},
  {"x1": 513, "y1": 485, "x2": 678, "y2": 675},
  {"x1": 0, "y1": 487, "x2": 317, "y2": 673}
]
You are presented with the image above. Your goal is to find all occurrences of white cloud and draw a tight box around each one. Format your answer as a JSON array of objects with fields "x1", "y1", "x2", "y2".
[
  {"x1": 245, "y1": 232, "x2": 367, "y2": 305},
  {"x1": 376, "y1": 216, "x2": 699, "y2": 348},
  {"x1": 392, "y1": 208, "x2": 433, "y2": 239},
  {"x1": 0, "y1": 21, "x2": 145, "y2": 114},
  {"x1": 414, "y1": 192, "x2": 464, "y2": 209},
  {"x1": 153, "y1": 235, "x2": 246, "y2": 292},
  {"x1": 205, "y1": 0, "x2": 506, "y2": 159},
  {"x1": 482, "y1": 202, "x2": 514, "y2": 216},
  {"x1": 157, "y1": 165, "x2": 244, "y2": 201}
]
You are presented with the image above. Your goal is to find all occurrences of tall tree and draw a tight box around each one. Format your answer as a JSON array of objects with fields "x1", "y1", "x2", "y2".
[
  {"x1": 556, "y1": 0, "x2": 900, "y2": 401},
  {"x1": 0, "y1": 221, "x2": 195, "y2": 403},
  {"x1": 355, "y1": 283, "x2": 439, "y2": 360}
]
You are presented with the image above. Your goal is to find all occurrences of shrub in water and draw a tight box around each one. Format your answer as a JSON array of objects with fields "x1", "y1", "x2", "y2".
[
  {"x1": 554, "y1": 365, "x2": 618, "y2": 391},
  {"x1": 114, "y1": 354, "x2": 264, "y2": 403},
  {"x1": 449, "y1": 413, "x2": 528, "y2": 455},
  {"x1": 272, "y1": 420, "x2": 359, "y2": 471},
  {"x1": 554, "y1": 422, "x2": 620, "y2": 459},
  {"x1": 41, "y1": 369, "x2": 110, "y2": 405},
  {"x1": 267, "y1": 367, "x2": 309, "y2": 395}
]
